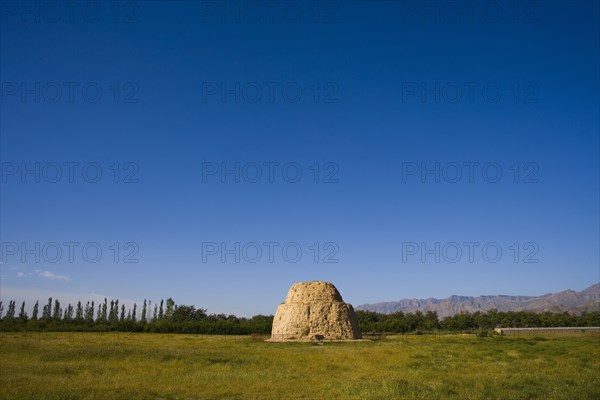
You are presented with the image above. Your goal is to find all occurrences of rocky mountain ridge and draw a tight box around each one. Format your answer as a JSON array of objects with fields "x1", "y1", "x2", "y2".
[{"x1": 356, "y1": 283, "x2": 600, "y2": 319}]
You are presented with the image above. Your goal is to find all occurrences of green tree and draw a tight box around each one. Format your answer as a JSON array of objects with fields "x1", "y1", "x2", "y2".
[
  {"x1": 18, "y1": 302, "x2": 28, "y2": 323},
  {"x1": 486, "y1": 309, "x2": 499, "y2": 328},
  {"x1": 53, "y1": 299, "x2": 61, "y2": 320},
  {"x1": 581, "y1": 311, "x2": 600, "y2": 326},
  {"x1": 5, "y1": 300, "x2": 16, "y2": 321},
  {"x1": 85, "y1": 301, "x2": 94, "y2": 322},
  {"x1": 249, "y1": 315, "x2": 272, "y2": 332},
  {"x1": 109, "y1": 300, "x2": 115, "y2": 320},
  {"x1": 171, "y1": 305, "x2": 207, "y2": 322},
  {"x1": 424, "y1": 311, "x2": 439, "y2": 331},
  {"x1": 101, "y1": 298, "x2": 108, "y2": 321},
  {"x1": 406, "y1": 311, "x2": 425, "y2": 331},
  {"x1": 109, "y1": 300, "x2": 118, "y2": 323},
  {"x1": 32, "y1": 301, "x2": 39, "y2": 321},
  {"x1": 141, "y1": 299, "x2": 147, "y2": 323},
  {"x1": 75, "y1": 301, "x2": 83, "y2": 321},
  {"x1": 166, "y1": 298, "x2": 175, "y2": 319},
  {"x1": 42, "y1": 298, "x2": 52, "y2": 320},
  {"x1": 65, "y1": 304, "x2": 74, "y2": 321}
]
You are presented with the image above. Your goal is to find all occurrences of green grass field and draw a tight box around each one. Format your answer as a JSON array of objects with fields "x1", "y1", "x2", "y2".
[{"x1": 0, "y1": 332, "x2": 598, "y2": 400}]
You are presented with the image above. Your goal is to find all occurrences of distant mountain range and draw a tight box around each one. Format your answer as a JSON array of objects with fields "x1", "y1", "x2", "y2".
[{"x1": 356, "y1": 284, "x2": 600, "y2": 319}]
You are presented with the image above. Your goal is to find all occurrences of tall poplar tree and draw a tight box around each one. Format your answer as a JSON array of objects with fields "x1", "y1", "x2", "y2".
[
  {"x1": 53, "y1": 299, "x2": 61, "y2": 320},
  {"x1": 6, "y1": 300, "x2": 16, "y2": 320},
  {"x1": 18, "y1": 302, "x2": 28, "y2": 322},
  {"x1": 32, "y1": 301, "x2": 39, "y2": 321},
  {"x1": 76, "y1": 301, "x2": 83, "y2": 321},
  {"x1": 158, "y1": 300, "x2": 164, "y2": 320}
]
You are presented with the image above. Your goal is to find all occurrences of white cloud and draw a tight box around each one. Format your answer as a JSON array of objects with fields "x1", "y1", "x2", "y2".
[
  {"x1": 1, "y1": 267, "x2": 70, "y2": 281},
  {"x1": 37, "y1": 270, "x2": 70, "y2": 281}
]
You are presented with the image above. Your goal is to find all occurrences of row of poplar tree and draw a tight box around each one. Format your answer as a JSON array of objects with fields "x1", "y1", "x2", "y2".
[
  {"x1": 0, "y1": 297, "x2": 274, "y2": 334},
  {"x1": 1, "y1": 298, "x2": 599, "y2": 334},
  {"x1": 0, "y1": 298, "x2": 176, "y2": 324}
]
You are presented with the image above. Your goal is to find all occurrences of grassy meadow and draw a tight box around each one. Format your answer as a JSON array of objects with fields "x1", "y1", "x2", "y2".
[{"x1": 0, "y1": 332, "x2": 598, "y2": 400}]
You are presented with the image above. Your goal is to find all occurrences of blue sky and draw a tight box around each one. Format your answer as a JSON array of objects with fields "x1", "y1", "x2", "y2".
[{"x1": 1, "y1": 1, "x2": 598, "y2": 316}]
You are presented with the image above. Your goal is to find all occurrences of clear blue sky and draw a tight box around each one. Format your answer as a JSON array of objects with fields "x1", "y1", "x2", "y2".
[{"x1": 1, "y1": 1, "x2": 598, "y2": 316}]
